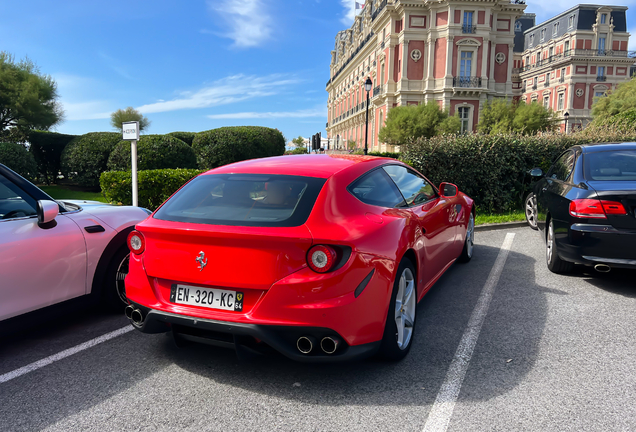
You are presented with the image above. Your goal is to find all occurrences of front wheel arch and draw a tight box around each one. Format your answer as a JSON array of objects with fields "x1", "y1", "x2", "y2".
[{"x1": 91, "y1": 225, "x2": 135, "y2": 301}]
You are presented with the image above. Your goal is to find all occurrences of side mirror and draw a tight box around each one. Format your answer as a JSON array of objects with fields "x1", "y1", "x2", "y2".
[
  {"x1": 530, "y1": 168, "x2": 544, "y2": 177},
  {"x1": 439, "y1": 182, "x2": 458, "y2": 198},
  {"x1": 37, "y1": 200, "x2": 59, "y2": 225}
]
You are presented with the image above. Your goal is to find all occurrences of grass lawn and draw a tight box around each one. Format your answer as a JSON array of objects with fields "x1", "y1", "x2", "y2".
[
  {"x1": 475, "y1": 210, "x2": 525, "y2": 226},
  {"x1": 40, "y1": 185, "x2": 108, "y2": 203}
]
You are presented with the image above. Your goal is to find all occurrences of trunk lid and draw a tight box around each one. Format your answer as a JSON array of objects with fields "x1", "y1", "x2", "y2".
[
  {"x1": 138, "y1": 218, "x2": 313, "y2": 290},
  {"x1": 588, "y1": 181, "x2": 636, "y2": 230}
]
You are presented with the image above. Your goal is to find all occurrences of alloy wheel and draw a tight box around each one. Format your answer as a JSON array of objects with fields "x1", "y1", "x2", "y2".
[
  {"x1": 115, "y1": 253, "x2": 130, "y2": 304},
  {"x1": 466, "y1": 213, "x2": 475, "y2": 258},
  {"x1": 546, "y1": 222, "x2": 554, "y2": 265},
  {"x1": 525, "y1": 194, "x2": 538, "y2": 229},
  {"x1": 394, "y1": 267, "x2": 416, "y2": 350}
]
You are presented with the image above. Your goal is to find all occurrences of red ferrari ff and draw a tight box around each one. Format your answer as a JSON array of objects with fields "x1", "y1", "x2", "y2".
[{"x1": 125, "y1": 155, "x2": 474, "y2": 362}]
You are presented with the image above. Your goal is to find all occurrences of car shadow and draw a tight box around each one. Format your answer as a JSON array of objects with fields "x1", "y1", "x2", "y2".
[
  {"x1": 569, "y1": 266, "x2": 636, "y2": 298},
  {"x1": 161, "y1": 243, "x2": 548, "y2": 406}
]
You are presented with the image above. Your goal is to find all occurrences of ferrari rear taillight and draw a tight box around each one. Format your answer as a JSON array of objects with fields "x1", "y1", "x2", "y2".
[
  {"x1": 569, "y1": 199, "x2": 627, "y2": 219},
  {"x1": 127, "y1": 230, "x2": 146, "y2": 255},
  {"x1": 307, "y1": 245, "x2": 337, "y2": 273}
]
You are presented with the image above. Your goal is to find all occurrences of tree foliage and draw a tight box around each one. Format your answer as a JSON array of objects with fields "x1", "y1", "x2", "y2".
[
  {"x1": 110, "y1": 107, "x2": 151, "y2": 132},
  {"x1": 591, "y1": 77, "x2": 636, "y2": 124},
  {"x1": 60, "y1": 132, "x2": 122, "y2": 188},
  {"x1": 0, "y1": 52, "x2": 64, "y2": 141},
  {"x1": 478, "y1": 99, "x2": 555, "y2": 135},
  {"x1": 291, "y1": 136, "x2": 305, "y2": 147},
  {"x1": 0, "y1": 142, "x2": 38, "y2": 181},
  {"x1": 378, "y1": 102, "x2": 459, "y2": 146}
]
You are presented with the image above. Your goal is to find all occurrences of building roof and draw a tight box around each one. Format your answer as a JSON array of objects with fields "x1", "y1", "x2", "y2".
[{"x1": 524, "y1": 4, "x2": 628, "y2": 34}]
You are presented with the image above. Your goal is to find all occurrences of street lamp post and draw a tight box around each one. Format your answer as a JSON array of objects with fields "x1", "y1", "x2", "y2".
[
  {"x1": 364, "y1": 77, "x2": 373, "y2": 155},
  {"x1": 563, "y1": 111, "x2": 570, "y2": 134}
]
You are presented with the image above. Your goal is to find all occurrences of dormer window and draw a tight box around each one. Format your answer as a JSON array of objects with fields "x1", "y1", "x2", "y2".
[
  {"x1": 600, "y1": 13, "x2": 607, "y2": 24},
  {"x1": 553, "y1": 22, "x2": 559, "y2": 35},
  {"x1": 568, "y1": 15, "x2": 575, "y2": 28},
  {"x1": 530, "y1": 34, "x2": 535, "y2": 47},
  {"x1": 540, "y1": 28, "x2": 546, "y2": 41}
]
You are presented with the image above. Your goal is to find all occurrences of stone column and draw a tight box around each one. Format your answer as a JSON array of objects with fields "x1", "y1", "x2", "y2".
[
  {"x1": 426, "y1": 37, "x2": 435, "y2": 93},
  {"x1": 506, "y1": 43, "x2": 514, "y2": 94},
  {"x1": 481, "y1": 37, "x2": 489, "y2": 83}
]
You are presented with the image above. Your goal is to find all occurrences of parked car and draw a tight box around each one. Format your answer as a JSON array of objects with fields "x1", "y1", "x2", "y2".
[
  {"x1": 125, "y1": 155, "x2": 475, "y2": 362},
  {"x1": 531, "y1": 143, "x2": 636, "y2": 273},
  {"x1": 0, "y1": 163, "x2": 150, "y2": 324}
]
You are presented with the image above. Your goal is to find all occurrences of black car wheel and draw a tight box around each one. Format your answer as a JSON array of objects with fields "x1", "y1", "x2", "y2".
[
  {"x1": 546, "y1": 219, "x2": 574, "y2": 274},
  {"x1": 525, "y1": 193, "x2": 538, "y2": 230},
  {"x1": 104, "y1": 246, "x2": 131, "y2": 310}
]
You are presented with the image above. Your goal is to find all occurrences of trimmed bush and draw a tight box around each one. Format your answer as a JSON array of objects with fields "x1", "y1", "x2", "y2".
[
  {"x1": 167, "y1": 131, "x2": 197, "y2": 146},
  {"x1": 284, "y1": 147, "x2": 309, "y2": 155},
  {"x1": 100, "y1": 168, "x2": 205, "y2": 210},
  {"x1": 28, "y1": 130, "x2": 77, "y2": 184},
  {"x1": 400, "y1": 125, "x2": 636, "y2": 213},
  {"x1": 0, "y1": 142, "x2": 38, "y2": 181},
  {"x1": 192, "y1": 126, "x2": 285, "y2": 169},
  {"x1": 107, "y1": 134, "x2": 197, "y2": 171},
  {"x1": 368, "y1": 151, "x2": 400, "y2": 159},
  {"x1": 60, "y1": 132, "x2": 122, "y2": 188}
]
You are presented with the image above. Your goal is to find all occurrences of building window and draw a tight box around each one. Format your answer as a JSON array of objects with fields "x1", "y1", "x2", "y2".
[
  {"x1": 595, "y1": 91, "x2": 606, "y2": 98},
  {"x1": 557, "y1": 93, "x2": 564, "y2": 111},
  {"x1": 568, "y1": 15, "x2": 575, "y2": 28},
  {"x1": 544, "y1": 96, "x2": 550, "y2": 109},
  {"x1": 553, "y1": 22, "x2": 559, "y2": 35},
  {"x1": 549, "y1": 47, "x2": 554, "y2": 58},
  {"x1": 530, "y1": 34, "x2": 534, "y2": 47},
  {"x1": 537, "y1": 51, "x2": 541, "y2": 63},
  {"x1": 600, "y1": 13, "x2": 607, "y2": 24},
  {"x1": 540, "y1": 28, "x2": 546, "y2": 41},
  {"x1": 560, "y1": 67, "x2": 566, "y2": 82},
  {"x1": 460, "y1": 51, "x2": 473, "y2": 79},
  {"x1": 526, "y1": 55, "x2": 530, "y2": 66},
  {"x1": 598, "y1": 66, "x2": 606, "y2": 81},
  {"x1": 463, "y1": 11, "x2": 475, "y2": 33},
  {"x1": 564, "y1": 40, "x2": 570, "y2": 53},
  {"x1": 458, "y1": 106, "x2": 470, "y2": 133},
  {"x1": 598, "y1": 34, "x2": 607, "y2": 53},
  {"x1": 381, "y1": 62, "x2": 385, "y2": 84}
]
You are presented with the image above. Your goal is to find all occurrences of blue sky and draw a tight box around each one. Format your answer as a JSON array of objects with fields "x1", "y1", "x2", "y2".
[{"x1": 2, "y1": 0, "x2": 634, "y2": 143}]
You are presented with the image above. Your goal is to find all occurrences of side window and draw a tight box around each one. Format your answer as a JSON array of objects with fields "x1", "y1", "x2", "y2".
[
  {"x1": 0, "y1": 173, "x2": 38, "y2": 220},
  {"x1": 347, "y1": 168, "x2": 405, "y2": 208},
  {"x1": 547, "y1": 151, "x2": 576, "y2": 182},
  {"x1": 383, "y1": 165, "x2": 436, "y2": 206}
]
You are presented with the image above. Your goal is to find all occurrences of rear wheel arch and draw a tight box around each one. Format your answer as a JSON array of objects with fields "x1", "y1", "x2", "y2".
[{"x1": 400, "y1": 249, "x2": 418, "y2": 294}]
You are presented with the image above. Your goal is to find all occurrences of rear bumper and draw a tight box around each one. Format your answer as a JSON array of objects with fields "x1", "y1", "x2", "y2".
[
  {"x1": 129, "y1": 304, "x2": 381, "y2": 362},
  {"x1": 554, "y1": 222, "x2": 636, "y2": 269}
]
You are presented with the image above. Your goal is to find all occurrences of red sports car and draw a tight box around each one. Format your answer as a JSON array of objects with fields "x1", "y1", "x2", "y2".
[{"x1": 125, "y1": 155, "x2": 474, "y2": 361}]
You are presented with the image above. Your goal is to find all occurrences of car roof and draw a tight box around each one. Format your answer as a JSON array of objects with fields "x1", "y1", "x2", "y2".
[
  {"x1": 579, "y1": 142, "x2": 636, "y2": 153},
  {"x1": 206, "y1": 154, "x2": 396, "y2": 178}
]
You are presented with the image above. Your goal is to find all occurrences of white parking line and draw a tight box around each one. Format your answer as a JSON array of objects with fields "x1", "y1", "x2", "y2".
[
  {"x1": 0, "y1": 325, "x2": 134, "y2": 384},
  {"x1": 422, "y1": 233, "x2": 516, "y2": 432}
]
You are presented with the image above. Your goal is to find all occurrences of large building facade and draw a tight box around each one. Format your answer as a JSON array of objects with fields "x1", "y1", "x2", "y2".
[
  {"x1": 326, "y1": 1, "x2": 633, "y2": 150},
  {"x1": 520, "y1": 5, "x2": 633, "y2": 131}
]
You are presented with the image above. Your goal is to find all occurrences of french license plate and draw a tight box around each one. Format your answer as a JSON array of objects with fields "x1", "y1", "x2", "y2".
[{"x1": 170, "y1": 284, "x2": 243, "y2": 312}]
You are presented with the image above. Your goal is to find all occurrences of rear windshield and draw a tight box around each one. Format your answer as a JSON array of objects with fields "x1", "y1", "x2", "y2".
[
  {"x1": 153, "y1": 174, "x2": 326, "y2": 227},
  {"x1": 585, "y1": 150, "x2": 636, "y2": 181}
]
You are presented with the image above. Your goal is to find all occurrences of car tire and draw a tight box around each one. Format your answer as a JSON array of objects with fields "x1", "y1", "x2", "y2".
[
  {"x1": 525, "y1": 193, "x2": 538, "y2": 231},
  {"x1": 458, "y1": 211, "x2": 475, "y2": 263},
  {"x1": 104, "y1": 246, "x2": 131, "y2": 310},
  {"x1": 379, "y1": 257, "x2": 417, "y2": 361},
  {"x1": 546, "y1": 219, "x2": 574, "y2": 274}
]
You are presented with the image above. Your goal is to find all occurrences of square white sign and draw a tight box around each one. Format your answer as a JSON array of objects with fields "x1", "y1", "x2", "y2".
[{"x1": 122, "y1": 121, "x2": 140, "y2": 140}]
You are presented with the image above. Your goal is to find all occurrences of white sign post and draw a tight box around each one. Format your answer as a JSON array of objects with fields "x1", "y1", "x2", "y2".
[{"x1": 122, "y1": 121, "x2": 140, "y2": 207}]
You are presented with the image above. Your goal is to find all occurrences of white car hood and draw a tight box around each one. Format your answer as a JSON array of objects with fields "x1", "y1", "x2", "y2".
[{"x1": 60, "y1": 200, "x2": 150, "y2": 232}]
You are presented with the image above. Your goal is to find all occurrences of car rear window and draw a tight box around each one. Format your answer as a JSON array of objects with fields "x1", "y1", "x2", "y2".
[
  {"x1": 585, "y1": 150, "x2": 636, "y2": 181},
  {"x1": 153, "y1": 174, "x2": 326, "y2": 227}
]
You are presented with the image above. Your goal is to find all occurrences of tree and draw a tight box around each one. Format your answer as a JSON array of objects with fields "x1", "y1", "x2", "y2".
[
  {"x1": 0, "y1": 52, "x2": 64, "y2": 142},
  {"x1": 478, "y1": 99, "x2": 555, "y2": 135},
  {"x1": 110, "y1": 107, "x2": 151, "y2": 132},
  {"x1": 591, "y1": 76, "x2": 636, "y2": 124},
  {"x1": 291, "y1": 136, "x2": 305, "y2": 147},
  {"x1": 378, "y1": 102, "x2": 456, "y2": 146}
]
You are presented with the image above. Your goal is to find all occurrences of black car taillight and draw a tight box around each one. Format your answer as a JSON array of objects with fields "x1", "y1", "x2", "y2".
[
  {"x1": 127, "y1": 230, "x2": 146, "y2": 255},
  {"x1": 569, "y1": 199, "x2": 627, "y2": 219}
]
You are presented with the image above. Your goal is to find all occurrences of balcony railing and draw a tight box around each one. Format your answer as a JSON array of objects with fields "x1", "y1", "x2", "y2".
[
  {"x1": 453, "y1": 76, "x2": 482, "y2": 88},
  {"x1": 325, "y1": 30, "x2": 375, "y2": 87},
  {"x1": 532, "y1": 84, "x2": 538, "y2": 90},
  {"x1": 521, "y1": 49, "x2": 636, "y2": 74},
  {"x1": 559, "y1": 76, "x2": 565, "y2": 83},
  {"x1": 371, "y1": 0, "x2": 387, "y2": 21},
  {"x1": 597, "y1": 75, "x2": 607, "y2": 82},
  {"x1": 373, "y1": 85, "x2": 384, "y2": 97},
  {"x1": 462, "y1": 24, "x2": 477, "y2": 34}
]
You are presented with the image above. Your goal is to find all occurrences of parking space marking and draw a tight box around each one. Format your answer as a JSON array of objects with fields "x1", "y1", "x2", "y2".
[
  {"x1": 0, "y1": 325, "x2": 133, "y2": 384},
  {"x1": 422, "y1": 233, "x2": 516, "y2": 432}
]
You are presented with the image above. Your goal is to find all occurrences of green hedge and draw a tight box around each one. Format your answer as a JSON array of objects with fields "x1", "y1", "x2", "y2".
[
  {"x1": 192, "y1": 126, "x2": 285, "y2": 169},
  {"x1": 28, "y1": 130, "x2": 77, "y2": 184},
  {"x1": 167, "y1": 131, "x2": 197, "y2": 146},
  {"x1": 368, "y1": 151, "x2": 400, "y2": 159},
  {"x1": 400, "y1": 125, "x2": 636, "y2": 213},
  {"x1": 284, "y1": 147, "x2": 309, "y2": 155},
  {"x1": 107, "y1": 134, "x2": 197, "y2": 171},
  {"x1": 60, "y1": 132, "x2": 122, "y2": 188},
  {"x1": 100, "y1": 168, "x2": 205, "y2": 210},
  {"x1": 0, "y1": 142, "x2": 38, "y2": 181}
]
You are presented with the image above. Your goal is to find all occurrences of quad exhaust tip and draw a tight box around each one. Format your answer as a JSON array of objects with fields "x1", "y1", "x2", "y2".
[
  {"x1": 320, "y1": 337, "x2": 340, "y2": 355},
  {"x1": 297, "y1": 336, "x2": 316, "y2": 354},
  {"x1": 594, "y1": 264, "x2": 611, "y2": 273}
]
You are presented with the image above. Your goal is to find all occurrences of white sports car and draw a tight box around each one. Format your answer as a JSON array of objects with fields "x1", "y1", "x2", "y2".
[{"x1": 0, "y1": 163, "x2": 149, "y2": 324}]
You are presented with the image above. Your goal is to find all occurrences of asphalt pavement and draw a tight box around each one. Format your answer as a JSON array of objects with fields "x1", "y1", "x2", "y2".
[{"x1": 0, "y1": 227, "x2": 634, "y2": 432}]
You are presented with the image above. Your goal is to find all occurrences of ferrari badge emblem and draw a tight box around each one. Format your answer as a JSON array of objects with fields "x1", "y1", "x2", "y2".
[{"x1": 196, "y1": 251, "x2": 207, "y2": 271}]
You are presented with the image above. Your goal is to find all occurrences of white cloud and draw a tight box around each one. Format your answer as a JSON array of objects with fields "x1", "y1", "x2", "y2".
[
  {"x1": 209, "y1": 0, "x2": 272, "y2": 48},
  {"x1": 136, "y1": 74, "x2": 301, "y2": 114},
  {"x1": 207, "y1": 106, "x2": 326, "y2": 119},
  {"x1": 340, "y1": 0, "x2": 356, "y2": 26}
]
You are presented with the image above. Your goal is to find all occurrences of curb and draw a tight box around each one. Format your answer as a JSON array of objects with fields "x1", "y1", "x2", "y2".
[{"x1": 475, "y1": 221, "x2": 528, "y2": 232}]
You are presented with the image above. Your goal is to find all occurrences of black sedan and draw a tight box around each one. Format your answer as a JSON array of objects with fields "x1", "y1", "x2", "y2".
[{"x1": 530, "y1": 142, "x2": 636, "y2": 273}]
